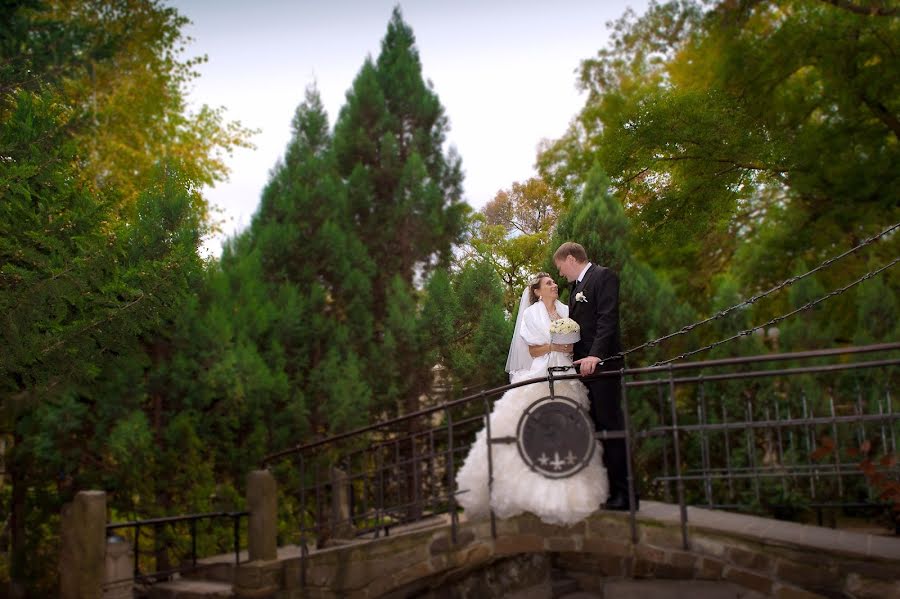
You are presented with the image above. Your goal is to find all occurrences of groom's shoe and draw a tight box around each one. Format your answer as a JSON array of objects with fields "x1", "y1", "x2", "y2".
[{"x1": 602, "y1": 492, "x2": 639, "y2": 512}]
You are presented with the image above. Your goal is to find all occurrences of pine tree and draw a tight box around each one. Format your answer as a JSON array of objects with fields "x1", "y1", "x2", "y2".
[{"x1": 332, "y1": 7, "x2": 467, "y2": 324}]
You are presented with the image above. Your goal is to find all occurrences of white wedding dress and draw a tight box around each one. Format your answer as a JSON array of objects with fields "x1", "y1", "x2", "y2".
[{"x1": 454, "y1": 300, "x2": 609, "y2": 526}]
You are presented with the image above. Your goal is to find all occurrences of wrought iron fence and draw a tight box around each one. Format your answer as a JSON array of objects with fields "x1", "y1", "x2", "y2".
[
  {"x1": 261, "y1": 342, "x2": 899, "y2": 562},
  {"x1": 104, "y1": 510, "x2": 249, "y2": 586}
]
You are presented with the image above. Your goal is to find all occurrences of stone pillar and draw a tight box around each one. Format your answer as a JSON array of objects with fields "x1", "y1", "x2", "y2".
[
  {"x1": 59, "y1": 490, "x2": 107, "y2": 599},
  {"x1": 247, "y1": 470, "x2": 277, "y2": 561},
  {"x1": 331, "y1": 467, "x2": 355, "y2": 539},
  {"x1": 102, "y1": 535, "x2": 133, "y2": 599}
]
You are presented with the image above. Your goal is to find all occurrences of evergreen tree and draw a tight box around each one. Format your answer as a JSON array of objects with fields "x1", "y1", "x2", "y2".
[
  {"x1": 325, "y1": 7, "x2": 469, "y2": 416},
  {"x1": 421, "y1": 262, "x2": 511, "y2": 392},
  {"x1": 250, "y1": 86, "x2": 375, "y2": 436},
  {"x1": 0, "y1": 89, "x2": 209, "y2": 589},
  {"x1": 0, "y1": 2, "x2": 252, "y2": 591},
  {"x1": 332, "y1": 7, "x2": 467, "y2": 323}
]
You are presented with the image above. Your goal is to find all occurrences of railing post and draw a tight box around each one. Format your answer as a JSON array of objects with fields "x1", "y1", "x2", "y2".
[
  {"x1": 247, "y1": 470, "x2": 277, "y2": 561},
  {"x1": 104, "y1": 534, "x2": 133, "y2": 599},
  {"x1": 330, "y1": 467, "x2": 355, "y2": 539},
  {"x1": 190, "y1": 519, "x2": 197, "y2": 569},
  {"x1": 621, "y1": 369, "x2": 638, "y2": 545},
  {"x1": 668, "y1": 367, "x2": 689, "y2": 550},
  {"x1": 59, "y1": 490, "x2": 106, "y2": 599}
]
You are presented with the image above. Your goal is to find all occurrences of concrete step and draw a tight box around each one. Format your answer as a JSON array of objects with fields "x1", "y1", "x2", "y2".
[
  {"x1": 587, "y1": 580, "x2": 767, "y2": 599},
  {"x1": 147, "y1": 579, "x2": 233, "y2": 599}
]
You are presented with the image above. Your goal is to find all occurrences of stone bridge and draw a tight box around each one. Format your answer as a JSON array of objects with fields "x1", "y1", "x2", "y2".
[{"x1": 151, "y1": 498, "x2": 899, "y2": 599}]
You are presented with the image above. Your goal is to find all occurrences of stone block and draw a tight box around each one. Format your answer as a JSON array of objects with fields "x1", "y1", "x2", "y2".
[
  {"x1": 586, "y1": 515, "x2": 631, "y2": 540},
  {"x1": 689, "y1": 535, "x2": 728, "y2": 559},
  {"x1": 329, "y1": 467, "x2": 355, "y2": 539},
  {"x1": 392, "y1": 560, "x2": 434, "y2": 588},
  {"x1": 247, "y1": 471, "x2": 277, "y2": 562},
  {"x1": 429, "y1": 534, "x2": 451, "y2": 555},
  {"x1": 452, "y1": 542, "x2": 492, "y2": 569},
  {"x1": 429, "y1": 553, "x2": 449, "y2": 572},
  {"x1": 494, "y1": 534, "x2": 544, "y2": 555},
  {"x1": 634, "y1": 543, "x2": 666, "y2": 564},
  {"x1": 641, "y1": 524, "x2": 686, "y2": 549},
  {"x1": 695, "y1": 556, "x2": 726, "y2": 580},
  {"x1": 657, "y1": 548, "x2": 696, "y2": 579},
  {"x1": 844, "y1": 573, "x2": 900, "y2": 599},
  {"x1": 304, "y1": 561, "x2": 337, "y2": 587},
  {"x1": 773, "y1": 583, "x2": 829, "y2": 599},
  {"x1": 60, "y1": 491, "x2": 107, "y2": 599},
  {"x1": 723, "y1": 565, "x2": 774, "y2": 596},
  {"x1": 726, "y1": 545, "x2": 772, "y2": 573},
  {"x1": 489, "y1": 515, "x2": 521, "y2": 538},
  {"x1": 774, "y1": 559, "x2": 841, "y2": 591},
  {"x1": 282, "y1": 560, "x2": 303, "y2": 589},
  {"x1": 517, "y1": 513, "x2": 581, "y2": 538},
  {"x1": 582, "y1": 537, "x2": 631, "y2": 558},
  {"x1": 837, "y1": 558, "x2": 900, "y2": 582},
  {"x1": 565, "y1": 552, "x2": 627, "y2": 578},
  {"x1": 234, "y1": 559, "x2": 282, "y2": 591},
  {"x1": 545, "y1": 536, "x2": 580, "y2": 552},
  {"x1": 456, "y1": 529, "x2": 476, "y2": 547},
  {"x1": 632, "y1": 556, "x2": 656, "y2": 579},
  {"x1": 361, "y1": 572, "x2": 396, "y2": 599},
  {"x1": 103, "y1": 535, "x2": 133, "y2": 599},
  {"x1": 632, "y1": 545, "x2": 666, "y2": 579}
]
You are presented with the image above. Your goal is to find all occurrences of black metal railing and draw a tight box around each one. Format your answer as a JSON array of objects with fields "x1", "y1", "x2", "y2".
[
  {"x1": 104, "y1": 510, "x2": 249, "y2": 585},
  {"x1": 261, "y1": 342, "x2": 899, "y2": 567}
]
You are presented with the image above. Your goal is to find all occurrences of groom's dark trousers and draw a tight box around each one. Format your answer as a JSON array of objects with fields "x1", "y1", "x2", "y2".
[
  {"x1": 583, "y1": 361, "x2": 628, "y2": 501},
  {"x1": 568, "y1": 264, "x2": 630, "y2": 503}
]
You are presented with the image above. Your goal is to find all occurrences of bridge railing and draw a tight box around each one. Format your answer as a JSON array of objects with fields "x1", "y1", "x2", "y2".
[
  {"x1": 628, "y1": 342, "x2": 900, "y2": 546},
  {"x1": 261, "y1": 342, "x2": 899, "y2": 555},
  {"x1": 104, "y1": 510, "x2": 249, "y2": 586}
]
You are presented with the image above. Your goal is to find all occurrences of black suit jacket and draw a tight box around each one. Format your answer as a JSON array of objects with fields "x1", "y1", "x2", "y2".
[{"x1": 568, "y1": 264, "x2": 623, "y2": 369}]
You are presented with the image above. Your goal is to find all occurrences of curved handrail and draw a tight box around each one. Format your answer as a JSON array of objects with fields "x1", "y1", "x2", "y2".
[{"x1": 260, "y1": 342, "x2": 899, "y2": 466}]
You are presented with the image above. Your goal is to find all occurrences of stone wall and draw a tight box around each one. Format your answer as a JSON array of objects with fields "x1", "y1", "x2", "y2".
[{"x1": 231, "y1": 502, "x2": 900, "y2": 599}]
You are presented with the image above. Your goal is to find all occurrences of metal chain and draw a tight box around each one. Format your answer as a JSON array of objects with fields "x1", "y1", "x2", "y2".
[
  {"x1": 651, "y1": 256, "x2": 899, "y2": 366},
  {"x1": 616, "y1": 222, "x2": 899, "y2": 360}
]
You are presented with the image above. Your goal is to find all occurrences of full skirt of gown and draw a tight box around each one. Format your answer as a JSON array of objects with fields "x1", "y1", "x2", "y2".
[{"x1": 454, "y1": 355, "x2": 609, "y2": 526}]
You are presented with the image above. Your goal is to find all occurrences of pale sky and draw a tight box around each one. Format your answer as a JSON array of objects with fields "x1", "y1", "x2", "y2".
[{"x1": 169, "y1": 0, "x2": 650, "y2": 257}]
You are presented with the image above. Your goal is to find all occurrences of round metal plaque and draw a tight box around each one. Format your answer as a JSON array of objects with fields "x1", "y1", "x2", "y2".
[{"x1": 516, "y1": 395, "x2": 596, "y2": 479}]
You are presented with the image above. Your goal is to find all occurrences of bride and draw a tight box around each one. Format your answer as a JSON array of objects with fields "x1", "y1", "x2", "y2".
[{"x1": 455, "y1": 273, "x2": 608, "y2": 526}]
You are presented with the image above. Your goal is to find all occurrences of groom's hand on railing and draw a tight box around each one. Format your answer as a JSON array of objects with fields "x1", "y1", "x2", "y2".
[{"x1": 574, "y1": 355, "x2": 601, "y2": 375}]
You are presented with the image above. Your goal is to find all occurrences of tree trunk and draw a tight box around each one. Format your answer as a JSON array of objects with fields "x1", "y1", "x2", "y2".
[{"x1": 9, "y1": 432, "x2": 27, "y2": 598}]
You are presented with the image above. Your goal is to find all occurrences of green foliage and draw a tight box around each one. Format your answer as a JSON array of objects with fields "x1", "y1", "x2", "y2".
[
  {"x1": 432, "y1": 261, "x2": 512, "y2": 389},
  {"x1": 0, "y1": 87, "x2": 212, "y2": 590},
  {"x1": 550, "y1": 165, "x2": 693, "y2": 364},
  {"x1": 1, "y1": 0, "x2": 254, "y2": 218},
  {"x1": 539, "y1": 0, "x2": 899, "y2": 314},
  {"x1": 464, "y1": 178, "x2": 566, "y2": 314},
  {"x1": 332, "y1": 6, "x2": 468, "y2": 318},
  {"x1": 0, "y1": 1, "x2": 253, "y2": 592}
]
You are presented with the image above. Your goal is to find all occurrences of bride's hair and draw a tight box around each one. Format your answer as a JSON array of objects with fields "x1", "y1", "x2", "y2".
[{"x1": 529, "y1": 272, "x2": 551, "y2": 304}]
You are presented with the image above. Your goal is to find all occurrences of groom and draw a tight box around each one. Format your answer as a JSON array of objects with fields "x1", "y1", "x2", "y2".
[{"x1": 553, "y1": 241, "x2": 635, "y2": 511}]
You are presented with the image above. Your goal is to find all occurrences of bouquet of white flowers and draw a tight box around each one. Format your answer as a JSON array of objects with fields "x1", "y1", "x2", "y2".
[{"x1": 549, "y1": 317, "x2": 580, "y2": 344}]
